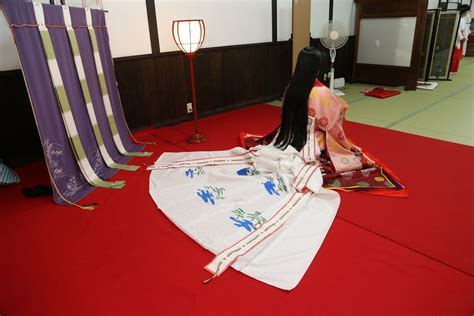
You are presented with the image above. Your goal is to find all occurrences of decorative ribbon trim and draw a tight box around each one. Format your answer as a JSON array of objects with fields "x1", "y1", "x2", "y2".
[
  {"x1": 147, "y1": 151, "x2": 255, "y2": 171},
  {"x1": 293, "y1": 164, "x2": 320, "y2": 193},
  {"x1": 9, "y1": 23, "x2": 107, "y2": 29},
  {"x1": 301, "y1": 116, "x2": 319, "y2": 163},
  {"x1": 0, "y1": 2, "x2": 105, "y2": 45},
  {"x1": 204, "y1": 192, "x2": 311, "y2": 282},
  {"x1": 128, "y1": 133, "x2": 156, "y2": 146}
]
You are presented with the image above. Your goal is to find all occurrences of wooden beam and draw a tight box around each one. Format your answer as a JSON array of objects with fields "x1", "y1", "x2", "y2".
[
  {"x1": 145, "y1": 0, "x2": 160, "y2": 54},
  {"x1": 329, "y1": 0, "x2": 334, "y2": 21},
  {"x1": 272, "y1": 0, "x2": 277, "y2": 42}
]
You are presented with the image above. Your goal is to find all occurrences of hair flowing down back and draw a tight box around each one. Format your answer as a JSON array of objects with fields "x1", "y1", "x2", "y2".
[{"x1": 275, "y1": 47, "x2": 326, "y2": 151}]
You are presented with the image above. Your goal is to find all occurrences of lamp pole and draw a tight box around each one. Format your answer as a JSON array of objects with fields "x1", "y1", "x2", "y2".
[
  {"x1": 172, "y1": 19, "x2": 207, "y2": 144},
  {"x1": 186, "y1": 52, "x2": 206, "y2": 143}
]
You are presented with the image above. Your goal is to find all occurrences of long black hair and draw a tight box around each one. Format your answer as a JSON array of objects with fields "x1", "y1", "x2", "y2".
[{"x1": 274, "y1": 47, "x2": 326, "y2": 151}]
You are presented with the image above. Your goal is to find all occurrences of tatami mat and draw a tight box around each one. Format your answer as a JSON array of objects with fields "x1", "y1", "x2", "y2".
[{"x1": 270, "y1": 57, "x2": 474, "y2": 146}]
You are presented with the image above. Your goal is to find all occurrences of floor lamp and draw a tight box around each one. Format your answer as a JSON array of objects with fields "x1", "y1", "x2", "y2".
[{"x1": 172, "y1": 19, "x2": 207, "y2": 144}]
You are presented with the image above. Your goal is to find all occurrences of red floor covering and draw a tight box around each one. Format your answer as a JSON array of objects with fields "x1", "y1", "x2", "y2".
[{"x1": 1, "y1": 104, "x2": 472, "y2": 315}]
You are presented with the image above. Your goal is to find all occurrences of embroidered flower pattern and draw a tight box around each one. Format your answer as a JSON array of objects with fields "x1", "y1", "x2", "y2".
[
  {"x1": 229, "y1": 208, "x2": 267, "y2": 232},
  {"x1": 340, "y1": 157, "x2": 351, "y2": 164},
  {"x1": 197, "y1": 185, "x2": 226, "y2": 205},
  {"x1": 318, "y1": 117, "x2": 329, "y2": 128},
  {"x1": 185, "y1": 166, "x2": 205, "y2": 178},
  {"x1": 262, "y1": 176, "x2": 288, "y2": 196}
]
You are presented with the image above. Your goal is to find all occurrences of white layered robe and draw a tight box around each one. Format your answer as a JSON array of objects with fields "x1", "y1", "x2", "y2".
[{"x1": 149, "y1": 142, "x2": 340, "y2": 290}]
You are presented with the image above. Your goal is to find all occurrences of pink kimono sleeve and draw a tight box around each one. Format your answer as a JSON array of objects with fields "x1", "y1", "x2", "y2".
[
  {"x1": 308, "y1": 86, "x2": 362, "y2": 173},
  {"x1": 307, "y1": 86, "x2": 341, "y2": 131}
]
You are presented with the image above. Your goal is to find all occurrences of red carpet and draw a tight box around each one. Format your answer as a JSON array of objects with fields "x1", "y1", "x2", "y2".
[{"x1": 0, "y1": 104, "x2": 472, "y2": 315}]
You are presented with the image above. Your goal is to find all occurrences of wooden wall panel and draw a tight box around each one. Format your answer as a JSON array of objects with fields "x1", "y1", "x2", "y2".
[
  {"x1": 356, "y1": 0, "x2": 420, "y2": 17},
  {"x1": 1, "y1": 42, "x2": 292, "y2": 166},
  {"x1": 0, "y1": 70, "x2": 43, "y2": 167},
  {"x1": 114, "y1": 42, "x2": 292, "y2": 130}
]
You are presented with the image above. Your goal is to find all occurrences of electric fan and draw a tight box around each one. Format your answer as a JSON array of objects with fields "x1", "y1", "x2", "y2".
[{"x1": 320, "y1": 20, "x2": 349, "y2": 96}]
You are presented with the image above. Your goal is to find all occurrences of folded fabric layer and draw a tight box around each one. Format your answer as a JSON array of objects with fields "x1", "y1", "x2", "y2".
[{"x1": 364, "y1": 87, "x2": 401, "y2": 99}]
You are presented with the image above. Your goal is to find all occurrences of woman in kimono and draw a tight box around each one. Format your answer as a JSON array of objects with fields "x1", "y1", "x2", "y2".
[
  {"x1": 148, "y1": 47, "x2": 403, "y2": 290},
  {"x1": 274, "y1": 48, "x2": 361, "y2": 174},
  {"x1": 245, "y1": 48, "x2": 405, "y2": 194}
]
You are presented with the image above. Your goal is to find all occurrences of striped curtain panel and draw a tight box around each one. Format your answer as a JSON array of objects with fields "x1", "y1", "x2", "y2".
[
  {"x1": 62, "y1": 6, "x2": 139, "y2": 171},
  {"x1": 1, "y1": 0, "x2": 152, "y2": 206}
]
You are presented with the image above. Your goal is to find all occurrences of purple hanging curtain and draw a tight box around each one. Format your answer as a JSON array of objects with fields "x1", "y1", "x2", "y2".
[
  {"x1": 1, "y1": 0, "x2": 142, "y2": 205},
  {"x1": 91, "y1": 9, "x2": 144, "y2": 153},
  {"x1": 69, "y1": 6, "x2": 135, "y2": 164}
]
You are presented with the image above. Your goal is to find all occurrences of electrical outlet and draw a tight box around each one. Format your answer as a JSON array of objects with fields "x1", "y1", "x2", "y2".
[{"x1": 186, "y1": 102, "x2": 193, "y2": 113}]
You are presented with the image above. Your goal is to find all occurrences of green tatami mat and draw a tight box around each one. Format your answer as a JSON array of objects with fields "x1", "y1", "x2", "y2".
[
  {"x1": 267, "y1": 57, "x2": 473, "y2": 146},
  {"x1": 341, "y1": 57, "x2": 474, "y2": 146}
]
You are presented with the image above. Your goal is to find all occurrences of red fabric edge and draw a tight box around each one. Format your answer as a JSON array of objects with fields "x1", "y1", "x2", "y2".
[{"x1": 346, "y1": 137, "x2": 408, "y2": 198}]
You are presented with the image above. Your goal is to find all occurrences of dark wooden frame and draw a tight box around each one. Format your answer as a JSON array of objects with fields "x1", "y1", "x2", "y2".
[
  {"x1": 419, "y1": 10, "x2": 438, "y2": 81},
  {"x1": 272, "y1": 0, "x2": 277, "y2": 42},
  {"x1": 428, "y1": 10, "x2": 461, "y2": 80},
  {"x1": 438, "y1": 0, "x2": 472, "y2": 9},
  {"x1": 352, "y1": 0, "x2": 428, "y2": 90},
  {"x1": 145, "y1": 0, "x2": 160, "y2": 54}
]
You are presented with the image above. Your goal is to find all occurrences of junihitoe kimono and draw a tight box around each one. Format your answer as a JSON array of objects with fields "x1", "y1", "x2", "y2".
[
  {"x1": 242, "y1": 81, "x2": 406, "y2": 196},
  {"x1": 148, "y1": 80, "x2": 405, "y2": 290}
]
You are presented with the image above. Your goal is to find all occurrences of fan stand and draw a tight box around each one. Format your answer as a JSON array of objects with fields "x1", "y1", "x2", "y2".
[{"x1": 329, "y1": 48, "x2": 345, "y2": 96}]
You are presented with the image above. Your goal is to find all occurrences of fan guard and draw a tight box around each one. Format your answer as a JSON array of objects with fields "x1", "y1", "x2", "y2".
[{"x1": 320, "y1": 20, "x2": 349, "y2": 50}]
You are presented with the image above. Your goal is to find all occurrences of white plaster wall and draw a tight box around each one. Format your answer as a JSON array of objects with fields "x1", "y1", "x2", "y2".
[
  {"x1": 0, "y1": 0, "x2": 151, "y2": 70},
  {"x1": 311, "y1": 0, "x2": 356, "y2": 38},
  {"x1": 310, "y1": 0, "x2": 329, "y2": 38},
  {"x1": 35, "y1": 0, "x2": 152, "y2": 59},
  {"x1": 332, "y1": 0, "x2": 356, "y2": 35},
  {"x1": 428, "y1": 0, "x2": 439, "y2": 9},
  {"x1": 155, "y1": 0, "x2": 272, "y2": 53},
  {"x1": 278, "y1": 0, "x2": 292, "y2": 41},
  {"x1": 102, "y1": 0, "x2": 152, "y2": 58},
  {"x1": 0, "y1": 12, "x2": 20, "y2": 71}
]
